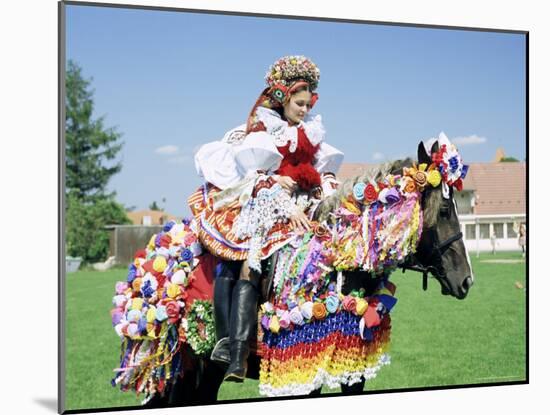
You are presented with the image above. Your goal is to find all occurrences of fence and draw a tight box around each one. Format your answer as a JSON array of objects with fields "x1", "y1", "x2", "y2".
[{"x1": 105, "y1": 225, "x2": 163, "y2": 265}]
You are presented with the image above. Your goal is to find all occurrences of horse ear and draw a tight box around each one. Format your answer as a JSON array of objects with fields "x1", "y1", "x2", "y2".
[
  {"x1": 430, "y1": 140, "x2": 440, "y2": 155},
  {"x1": 417, "y1": 142, "x2": 431, "y2": 164}
]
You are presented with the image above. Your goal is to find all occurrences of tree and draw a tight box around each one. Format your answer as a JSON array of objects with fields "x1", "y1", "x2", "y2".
[
  {"x1": 65, "y1": 60, "x2": 130, "y2": 263},
  {"x1": 499, "y1": 156, "x2": 519, "y2": 162},
  {"x1": 65, "y1": 60, "x2": 123, "y2": 201},
  {"x1": 66, "y1": 194, "x2": 131, "y2": 263},
  {"x1": 149, "y1": 201, "x2": 162, "y2": 211}
]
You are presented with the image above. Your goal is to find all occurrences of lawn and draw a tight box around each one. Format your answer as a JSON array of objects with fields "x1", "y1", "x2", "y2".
[{"x1": 64, "y1": 251, "x2": 526, "y2": 410}]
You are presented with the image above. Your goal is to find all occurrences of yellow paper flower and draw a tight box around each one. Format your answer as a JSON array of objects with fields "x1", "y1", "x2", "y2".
[
  {"x1": 356, "y1": 298, "x2": 369, "y2": 315},
  {"x1": 167, "y1": 283, "x2": 180, "y2": 299},
  {"x1": 132, "y1": 277, "x2": 142, "y2": 292},
  {"x1": 427, "y1": 170, "x2": 442, "y2": 187},
  {"x1": 341, "y1": 197, "x2": 361, "y2": 215},
  {"x1": 146, "y1": 307, "x2": 157, "y2": 323},
  {"x1": 147, "y1": 234, "x2": 157, "y2": 251},
  {"x1": 269, "y1": 316, "x2": 280, "y2": 333},
  {"x1": 153, "y1": 256, "x2": 167, "y2": 272},
  {"x1": 131, "y1": 298, "x2": 144, "y2": 310}
]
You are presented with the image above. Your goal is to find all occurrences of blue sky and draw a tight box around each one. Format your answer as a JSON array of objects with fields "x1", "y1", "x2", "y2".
[{"x1": 65, "y1": 4, "x2": 526, "y2": 216}]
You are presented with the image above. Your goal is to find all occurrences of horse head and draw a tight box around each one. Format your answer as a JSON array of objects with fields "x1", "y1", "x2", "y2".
[{"x1": 410, "y1": 133, "x2": 474, "y2": 299}]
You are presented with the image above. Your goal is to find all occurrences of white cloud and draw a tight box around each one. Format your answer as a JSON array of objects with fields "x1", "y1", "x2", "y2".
[
  {"x1": 155, "y1": 145, "x2": 179, "y2": 155},
  {"x1": 451, "y1": 135, "x2": 487, "y2": 146},
  {"x1": 372, "y1": 152, "x2": 385, "y2": 161}
]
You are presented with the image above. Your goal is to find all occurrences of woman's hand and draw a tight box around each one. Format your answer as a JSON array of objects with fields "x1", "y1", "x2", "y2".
[
  {"x1": 274, "y1": 175, "x2": 297, "y2": 195},
  {"x1": 289, "y1": 209, "x2": 311, "y2": 233}
]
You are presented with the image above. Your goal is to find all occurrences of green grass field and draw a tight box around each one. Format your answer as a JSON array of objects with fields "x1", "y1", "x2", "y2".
[{"x1": 64, "y1": 251, "x2": 526, "y2": 410}]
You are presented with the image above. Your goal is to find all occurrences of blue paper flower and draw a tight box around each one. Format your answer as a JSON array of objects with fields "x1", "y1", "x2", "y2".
[
  {"x1": 449, "y1": 156, "x2": 459, "y2": 172},
  {"x1": 180, "y1": 248, "x2": 193, "y2": 263},
  {"x1": 138, "y1": 317, "x2": 148, "y2": 334},
  {"x1": 141, "y1": 280, "x2": 155, "y2": 298},
  {"x1": 325, "y1": 295, "x2": 340, "y2": 314},
  {"x1": 163, "y1": 220, "x2": 175, "y2": 232},
  {"x1": 154, "y1": 233, "x2": 162, "y2": 248},
  {"x1": 127, "y1": 264, "x2": 137, "y2": 283},
  {"x1": 460, "y1": 164, "x2": 469, "y2": 179},
  {"x1": 353, "y1": 182, "x2": 366, "y2": 202}
]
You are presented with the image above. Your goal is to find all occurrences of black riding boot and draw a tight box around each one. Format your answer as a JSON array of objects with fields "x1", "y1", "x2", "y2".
[
  {"x1": 210, "y1": 262, "x2": 239, "y2": 366},
  {"x1": 224, "y1": 279, "x2": 259, "y2": 382}
]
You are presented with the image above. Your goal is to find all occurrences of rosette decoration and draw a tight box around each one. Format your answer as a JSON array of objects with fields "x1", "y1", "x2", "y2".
[
  {"x1": 431, "y1": 142, "x2": 469, "y2": 191},
  {"x1": 111, "y1": 219, "x2": 217, "y2": 404}
]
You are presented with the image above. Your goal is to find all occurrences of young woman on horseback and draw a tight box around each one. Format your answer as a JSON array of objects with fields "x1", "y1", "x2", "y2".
[{"x1": 189, "y1": 55, "x2": 344, "y2": 382}]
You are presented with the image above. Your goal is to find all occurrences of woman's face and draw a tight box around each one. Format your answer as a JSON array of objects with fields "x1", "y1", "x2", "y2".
[{"x1": 283, "y1": 89, "x2": 312, "y2": 125}]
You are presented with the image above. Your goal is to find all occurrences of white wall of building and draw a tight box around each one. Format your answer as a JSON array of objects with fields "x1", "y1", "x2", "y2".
[{"x1": 459, "y1": 213, "x2": 526, "y2": 253}]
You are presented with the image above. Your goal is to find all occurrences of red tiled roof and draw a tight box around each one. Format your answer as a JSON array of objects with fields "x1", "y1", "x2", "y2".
[
  {"x1": 462, "y1": 162, "x2": 526, "y2": 215},
  {"x1": 336, "y1": 162, "x2": 526, "y2": 215}
]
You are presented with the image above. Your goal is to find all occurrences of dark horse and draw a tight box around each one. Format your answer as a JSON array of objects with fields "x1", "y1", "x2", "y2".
[{"x1": 143, "y1": 139, "x2": 474, "y2": 408}]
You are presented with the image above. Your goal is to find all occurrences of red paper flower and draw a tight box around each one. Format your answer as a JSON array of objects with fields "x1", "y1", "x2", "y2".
[
  {"x1": 165, "y1": 300, "x2": 181, "y2": 324},
  {"x1": 134, "y1": 249, "x2": 146, "y2": 259},
  {"x1": 453, "y1": 178, "x2": 464, "y2": 191},
  {"x1": 363, "y1": 183, "x2": 379, "y2": 203},
  {"x1": 159, "y1": 234, "x2": 172, "y2": 249}
]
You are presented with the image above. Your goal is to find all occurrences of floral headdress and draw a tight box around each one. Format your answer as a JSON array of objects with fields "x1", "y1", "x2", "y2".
[
  {"x1": 246, "y1": 55, "x2": 321, "y2": 133},
  {"x1": 265, "y1": 55, "x2": 321, "y2": 91}
]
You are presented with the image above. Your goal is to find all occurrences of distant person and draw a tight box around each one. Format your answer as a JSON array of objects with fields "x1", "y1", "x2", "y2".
[
  {"x1": 490, "y1": 231, "x2": 497, "y2": 255},
  {"x1": 518, "y1": 223, "x2": 526, "y2": 258}
]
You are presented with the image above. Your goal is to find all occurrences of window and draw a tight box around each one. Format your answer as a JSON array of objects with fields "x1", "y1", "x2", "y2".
[
  {"x1": 465, "y1": 224, "x2": 476, "y2": 240},
  {"x1": 479, "y1": 224, "x2": 490, "y2": 239},
  {"x1": 493, "y1": 223, "x2": 504, "y2": 238},
  {"x1": 507, "y1": 222, "x2": 518, "y2": 238}
]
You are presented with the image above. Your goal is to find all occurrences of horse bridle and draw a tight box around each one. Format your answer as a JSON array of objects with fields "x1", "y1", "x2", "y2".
[
  {"x1": 401, "y1": 230, "x2": 463, "y2": 290},
  {"x1": 400, "y1": 191, "x2": 464, "y2": 291}
]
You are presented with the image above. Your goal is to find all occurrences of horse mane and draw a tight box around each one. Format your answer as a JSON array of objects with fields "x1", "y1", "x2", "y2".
[{"x1": 314, "y1": 158, "x2": 442, "y2": 228}]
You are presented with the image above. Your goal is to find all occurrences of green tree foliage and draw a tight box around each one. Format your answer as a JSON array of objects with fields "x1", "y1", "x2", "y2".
[
  {"x1": 149, "y1": 201, "x2": 162, "y2": 211},
  {"x1": 66, "y1": 194, "x2": 130, "y2": 263},
  {"x1": 65, "y1": 60, "x2": 130, "y2": 263},
  {"x1": 65, "y1": 60, "x2": 123, "y2": 201},
  {"x1": 499, "y1": 156, "x2": 520, "y2": 162}
]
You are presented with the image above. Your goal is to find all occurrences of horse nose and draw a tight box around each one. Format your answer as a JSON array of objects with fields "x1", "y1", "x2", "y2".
[{"x1": 462, "y1": 276, "x2": 474, "y2": 291}]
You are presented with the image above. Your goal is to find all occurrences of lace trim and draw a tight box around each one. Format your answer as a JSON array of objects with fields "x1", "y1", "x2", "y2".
[
  {"x1": 254, "y1": 107, "x2": 325, "y2": 153},
  {"x1": 232, "y1": 175, "x2": 295, "y2": 272}
]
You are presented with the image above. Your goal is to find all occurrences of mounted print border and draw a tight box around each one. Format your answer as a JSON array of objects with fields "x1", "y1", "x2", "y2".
[{"x1": 59, "y1": 1, "x2": 528, "y2": 413}]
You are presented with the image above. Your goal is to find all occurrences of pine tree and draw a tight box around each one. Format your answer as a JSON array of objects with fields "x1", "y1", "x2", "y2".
[
  {"x1": 65, "y1": 60, "x2": 123, "y2": 201},
  {"x1": 65, "y1": 60, "x2": 130, "y2": 262}
]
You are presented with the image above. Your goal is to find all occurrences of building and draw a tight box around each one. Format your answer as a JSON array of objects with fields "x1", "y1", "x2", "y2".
[
  {"x1": 126, "y1": 209, "x2": 182, "y2": 226},
  {"x1": 337, "y1": 161, "x2": 526, "y2": 253},
  {"x1": 105, "y1": 210, "x2": 183, "y2": 264}
]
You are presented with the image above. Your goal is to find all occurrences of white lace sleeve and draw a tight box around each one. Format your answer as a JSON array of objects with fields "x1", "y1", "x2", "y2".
[
  {"x1": 194, "y1": 140, "x2": 242, "y2": 190},
  {"x1": 232, "y1": 131, "x2": 284, "y2": 178},
  {"x1": 313, "y1": 142, "x2": 344, "y2": 174}
]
